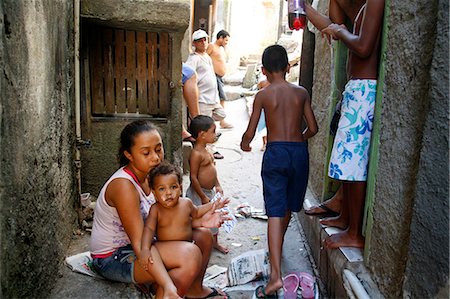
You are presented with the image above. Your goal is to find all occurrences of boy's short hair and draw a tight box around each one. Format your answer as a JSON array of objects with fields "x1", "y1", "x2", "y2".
[
  {"x1": 189, "y1": 115, "x2": 215, "y2": 139},
  {"x1": 262, "y1": 45, "x2": 289, "y2": 73},
  {"x1": 148, "y1": 161, "x2": 182, "y2": 188},
  {"x1": 216, "y1": 30, "x2": 230, "y2": 40}
]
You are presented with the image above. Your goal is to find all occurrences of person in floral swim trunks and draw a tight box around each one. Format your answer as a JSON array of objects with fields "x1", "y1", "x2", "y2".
[{"x1": 306, "y1": 0, "x2": 385, "y2": 249}]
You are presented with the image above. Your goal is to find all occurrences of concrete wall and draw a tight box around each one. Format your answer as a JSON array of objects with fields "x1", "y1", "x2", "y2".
[
  {"x1": 0, "y1": 1, "x2": 77, "y2": 297},
  {"x1": 367, "y1": 0, "x2": 448, "y2": 297},
  {"x1": 305, "y1": 0, "x2": 332, "y2": 200},
  {"x1": 80, "y1": 0, "x2": 189, "y2": 196},
  {"x1": 402, "y1": 3, "x2": 449, "y2": 296}
]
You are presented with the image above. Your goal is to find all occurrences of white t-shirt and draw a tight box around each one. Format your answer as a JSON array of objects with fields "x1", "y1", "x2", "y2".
[
  {"x1": 89, "y1": 167, "x2": 155, "y2": 255},
  {"x1": 185, "y1": 52, "x2": 219, "y2": 105}
]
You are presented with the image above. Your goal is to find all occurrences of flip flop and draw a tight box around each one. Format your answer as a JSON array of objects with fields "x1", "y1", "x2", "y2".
[
  {"x1": 283, "y1": 273, "x2": 300, "y2": 299},
  {"x1": 254, "y1": 285, "x2": 278, "y2": 299},
  {"x1": 213, "y1": 151, "x2": 224, "y2": 159},
  {"x1": 298, "y1": 272, "x2": 315, "y2": 299},
  {"x1": 304, "y1": 203, "x2": 339, "y2": 217},
  {"x1": 187, "y1": 287, "x2": 229, "y2": 299}
]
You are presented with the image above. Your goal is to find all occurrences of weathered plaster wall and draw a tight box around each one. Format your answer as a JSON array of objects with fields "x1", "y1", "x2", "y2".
[
  {"x1": 81, "y1": 0, "x2": 190, "y2": 32},
  {"x1": 367, "y1": 0, "x2": 446, "y2": 297},
  {"x1": 79, "y1": 0, "x2": 188, "y2": 196},
  {"x1": 307, "y1": 0, "x2": 332, "y2": 199},
  {"x1": 402, "y1": 0, "x2": 449, "y2": 297},
  {"x1": 0, "y1": 1, "x2": 77, "y2": 297}
]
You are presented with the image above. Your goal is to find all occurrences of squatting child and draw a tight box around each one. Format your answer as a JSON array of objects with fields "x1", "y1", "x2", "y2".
[
  {"x1": 186, "y1": 115, "x2": 229, "y2": 254},
  {"x1": 241, "y1": 45, "x2": 318, "y2": 298},
  {"x1": 140, "y1": 162, "x2": 228, "y2": 271}
]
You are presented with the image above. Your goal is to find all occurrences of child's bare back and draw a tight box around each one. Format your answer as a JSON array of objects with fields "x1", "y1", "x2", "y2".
[
  {"x1": 151, "y1": 197, "x2": 194, "y2": 242},
  {"x1": 241, "y1": 44, "x2": 317, "y2": 152},
  {"x1": 258, "y1": 81, "x2": 310, "y2": 143}
]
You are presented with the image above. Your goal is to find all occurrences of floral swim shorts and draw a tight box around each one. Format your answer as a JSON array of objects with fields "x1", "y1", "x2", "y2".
[{"x1": 328, "y1": 79, "x2": 377, "y2": 181}]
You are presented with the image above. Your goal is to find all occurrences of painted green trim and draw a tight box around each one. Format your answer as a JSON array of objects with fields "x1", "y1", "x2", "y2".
[
  {"x1": 363, "y1": 0, "x2": 390, "y2": 260},
  {"x1": 322, "y1": 40, "x2": 348, "y2": 200}
]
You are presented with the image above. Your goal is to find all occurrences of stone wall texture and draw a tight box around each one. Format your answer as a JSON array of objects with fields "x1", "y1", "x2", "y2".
[
  {"x1": 307, "y1": 0, "x2": 332, "y2": 199},
  {"x1": 0, "y1": 1, "x2": 77, "y2": 297},
  {"x1": 367, "y1": 0, "x2": 448, "y2": 297},
  {"x1": 402, "y1": 2, "x2": 449, "y2": 296}
]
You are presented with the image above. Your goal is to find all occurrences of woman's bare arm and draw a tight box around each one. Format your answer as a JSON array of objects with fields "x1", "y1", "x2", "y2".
[{"x1": 106, "y1": 179, "x2": 146, "y2": 256}]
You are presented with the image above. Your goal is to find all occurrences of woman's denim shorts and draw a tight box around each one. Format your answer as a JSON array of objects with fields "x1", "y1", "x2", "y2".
[{"x1": 92, "y1": 244, "x2": 136, "y2": 283}]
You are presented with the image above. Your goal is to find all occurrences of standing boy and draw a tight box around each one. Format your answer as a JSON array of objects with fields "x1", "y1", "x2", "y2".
[
  {"x1": 241, "y1": 45, "x2": 318, "y2": 297},
  {"x1": 305, "y1": 0, "x2": 385, "y2": 249},
  {"x1": 186, "y1": 115, "x2": 229, "y2": 254},
  {"x1": 207, "y1": 30, "x2": 233, "y2": 129}
]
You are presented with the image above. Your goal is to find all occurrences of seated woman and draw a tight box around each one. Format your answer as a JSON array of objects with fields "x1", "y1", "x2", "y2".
[{"x1": 89, "y1": 120, "x2": 229, "y2": 299}]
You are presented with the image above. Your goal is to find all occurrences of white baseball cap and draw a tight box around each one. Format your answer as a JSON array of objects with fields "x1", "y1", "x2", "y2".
[{"x1": 192, "y1": 29, "x2": 208, "y2": 41}]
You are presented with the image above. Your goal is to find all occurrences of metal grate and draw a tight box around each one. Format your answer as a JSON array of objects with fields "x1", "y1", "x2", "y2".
[{"x1": 88, "y1": 25, "x2": 171, "y2": 117}]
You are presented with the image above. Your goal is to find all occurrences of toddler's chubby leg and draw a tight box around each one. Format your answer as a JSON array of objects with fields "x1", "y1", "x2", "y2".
[{"x1": 150, "y1": 241, "x2": 202, "y2": 297}]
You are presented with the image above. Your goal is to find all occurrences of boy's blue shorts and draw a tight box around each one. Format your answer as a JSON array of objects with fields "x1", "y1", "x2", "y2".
[
  {"x1": 92, "y1": 244, "x2": 136, "y2": 283},
  {"x1": 261, "y1": 141, "x2": 309, "y2": 217}
]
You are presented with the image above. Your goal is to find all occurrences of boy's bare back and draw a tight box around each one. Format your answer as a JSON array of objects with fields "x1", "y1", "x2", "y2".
[
  {"x1": 151, "y1": 197, "x2": 194, "y2": 242},
  {"x1": 258, "y1": 81, "x2": 310, "y2": 142}
]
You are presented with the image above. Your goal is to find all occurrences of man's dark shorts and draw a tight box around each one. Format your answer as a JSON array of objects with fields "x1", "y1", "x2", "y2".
[
  {"x1": 262, "y1": 142, "x2": 309, "y2": 217},
  {"x1": 216, "y1": 75, "x2": 227, "y2": 101}
]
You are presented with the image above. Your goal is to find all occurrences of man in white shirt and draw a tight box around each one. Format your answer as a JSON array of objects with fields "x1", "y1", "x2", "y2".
[{"x1": 186, "y1": 29, "x2": 226, "y2": 159}]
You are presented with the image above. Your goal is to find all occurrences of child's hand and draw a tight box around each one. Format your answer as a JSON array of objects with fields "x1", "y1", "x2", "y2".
[
  {"x1": 215, "y1": 185, "x2": 224, "y2": 195},
  {"x1": 201, "y1": 202, "x2": 231, "y2": 228},
  {"x1": 240, "y1": 140, "x2": 252, "y2": 152},
  {"x1": 321, "y1": 23, "x2": 347, "y2": 42},
  {"x1": 215, "y1": 196, "x2": 230, "y2": 210},
  {"x1": 139, "y1": 248, "x2": 154, "y2": 271}
]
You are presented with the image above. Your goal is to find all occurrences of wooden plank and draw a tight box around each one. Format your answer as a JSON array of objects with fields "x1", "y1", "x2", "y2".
[
  {"x1": 158, "y1": 32, "x2": 170, "y2": 115},
  {"x1": 103, "y1": 28, "x2": 114, "y2": 114},
  {"x1": 125, "y1": 30, "x2": 137, "y2": 113},
  {"x1": 136, "y1": 31, "x2": 148, "y2": 114},
  {"x1": 115, "y1": 29, "x2": 126, "y2": 113},
  {"x1": 147, "y1": 32, "x2": 158, "y2": 114},
  {"x1": 89, "y1": 27, "x2": 104, "y2": 114}
]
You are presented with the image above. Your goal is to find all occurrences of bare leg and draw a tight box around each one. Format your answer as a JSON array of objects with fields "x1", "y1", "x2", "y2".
[
  {"x1": 219, "y1": 100, "x2": 233, "y2": 128},
  {"x1": 258, "y1": 213, "x2": 291, "y2": 296},
  {"x1": 320, "y1": 186, "x2": 348, "y2": 229},
  {"x1": 213, "y1": 233, "x2": 229, "y2": 254},
  {"x1": 324, "y1": 182, "x2": 366, "y2": 248},
  {"x1": 134, "y1": 241, "x2": 202, "y2": 298},
  {"x1": 185, "y1": 228, "x2": 228, "y2": 298},
  {"x1": 305, "y1": 185, "x2": 343, "y2": 215}
]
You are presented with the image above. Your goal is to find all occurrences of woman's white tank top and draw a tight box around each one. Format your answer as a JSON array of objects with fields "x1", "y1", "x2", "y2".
[{"x1": 89, "y1": 167, "x2": 155, "y2": 255}]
